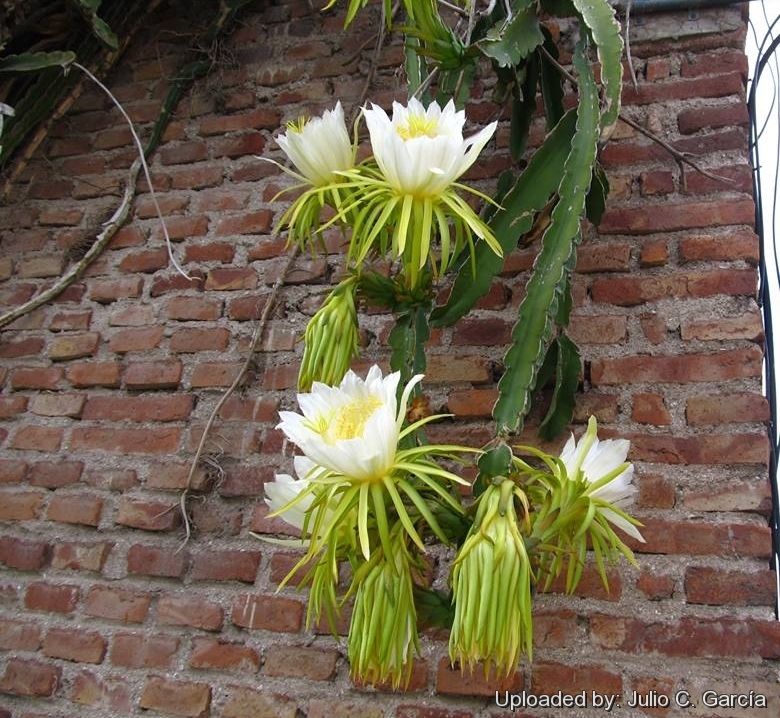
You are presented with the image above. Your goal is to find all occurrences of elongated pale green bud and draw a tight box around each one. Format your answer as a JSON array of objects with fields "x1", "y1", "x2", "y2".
[
  {"x1": 298, "y1": 279, "x2": 359, "y2": 391},
  {"x1": 347, "y1": 530, "x2": 419, "y2": 689},
  {"x1": 449, "y1": 478, "x2": 533, "y2": 677}
]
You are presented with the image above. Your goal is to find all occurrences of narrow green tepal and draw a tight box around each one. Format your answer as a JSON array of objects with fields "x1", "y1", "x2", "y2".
[{"x1": 493, "y1": 42, "x2": 601, "y2": 437}]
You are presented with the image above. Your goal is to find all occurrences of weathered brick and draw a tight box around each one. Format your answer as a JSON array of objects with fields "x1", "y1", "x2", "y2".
[
  {"x1": 170, "y1": 327, "x2": 231, "y2": 352},
  {"x1": 190, "y1": 549, "x2": 261, "y2": 583},
  {"x1": 221, "y1": 686, "x2": 299, "y2": 718},
  {"x1": 71, "y1": 426, "x2": 182, "y2": 454},
  {"x1": 0, "y1": 618, "x2": 42, "y2": 651},
  {"x1": 166, "y1": 295, "x2": 222, "y2": 321},
  {"x1": 204, "y1": 267, "x2": 258, "y2": 290},
  {"x1": 51, "y1": 541, "x2": 111, "y2": 572},
  {"x1": 684, "y1": 566, "x2": 776, "y2": 606},
  {"x1": 680, "y1": 312, "x2": 763, "y2": 342},
  {"x1": 88, "y1": 276, "x2": 144, "y2": 303},
  {"x1": 47, "y1": 492, "x2": 103, "y2": 526},
  {"x1": 10, "y1": 365, "x2": 64, "y2": 390},
  {"x1": 231, "y1": 593, "x2": 303, "y2": 633},
  {"x1": 8, "y1": 424, "x2": 62, "y2": 452},
  {"x1": 84, "y1": 585, "x2": 152, "y2": 623},
  {"x1": 108, "y1": 326, "x2": 165, "y2": 352},
  {"x1": 189, "y1": 637, "x2": 260, "y2": 670},
  {"x1": 0, "y1": 490, "x2": 46, "y2": 521},
  {"x1": 263, "y1": 644, "x2": 338, "y2": 680},
  {"x1": 0, "y1": 534, "x2": 50, "y2": 569},
  {"x1": 191, "y1": 361, "x2": 244, "y2": 388},
  {"x1": 82, "y1": 394, "x2": 194, "y2": 422},
  {"x1": 139, "y1": 677, "x2": 211, "y2": 718},
  {"x1": 530, "y1": 661, "x2": 622, "y2": 696},
  {"x1": 110, "y1": 632, "x2": 180, "y2": 669},
  {"x1": 127, "y1": 543, "x2": 186, "y2": 578},
  {"x1": 43, "y1": 628, "x2": 106, "y2": 664},
  {"x1": 124, "y1": 359, "x2": 183, "y2": 389},
  {"x1": 116, "y1": 497, "x2": 181, "y2": 530},
  {"x1": 25, "y1": 582, "x2": 80, "y2": 613},
  {"x1": 158, "y1": 594, "x2": 224, "y2": 631},
  {"x1": 435, "y1": 656, "x2": 521, "y2": 697},
  {"x1": 69, "y1": 670, "x2": 132, "y2": 711},
  {"x1": 66, "y1": 360, "x2": 122, "y2": 387},
  {"x1": 0, "y1": 337, "x2": 44, "y2": 358},
  {"x1": 118, "y1": 247, "x2": 169, "y2": 273},
  {"x1": 199, "y1": 107, "x2": 281, "y2": 135},
  {"x1": 0, "y1": 658, "x2": 60, "y2": 697},
  {"x1": 28, "y1": 393, "x2": 85, "y2": 418},
  {"x1": 686, "y1": 392, "x2": 769, "y2": 425},
  {"x1": 0, "y1": 457, "x2": 28, "y2": 484}
]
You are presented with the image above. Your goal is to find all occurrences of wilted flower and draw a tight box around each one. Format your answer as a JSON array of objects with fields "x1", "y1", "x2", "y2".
[
  {"x1": 348, "y1": 527, "x2": 419, "y2": 689},
  {"x1": 298, "y1": 278, "x2": 360, "y2": 391},
  {"x1": 363, "y1": 98, "x2": 496, "y2": 198},
  {"x1": 559, "y1": 416, "x2": 644, "y2": 542},
  {"x1": 276, "y1": 101, "x2": 354, "y2": 186},
  {"x1": 449, "y1": 479, "x2": 533, "y2": 677}
]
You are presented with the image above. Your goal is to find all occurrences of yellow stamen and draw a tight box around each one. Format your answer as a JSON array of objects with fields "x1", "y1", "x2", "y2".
[
  {"x1": 287, "y1": 116, "x2": 310, "y2": 133},
  {"x1": 396, "y1": 114, "x2": 439, "y2": 140},
  {"x1": 331, "y1": 396, "x2": 383, "y2": 441}
]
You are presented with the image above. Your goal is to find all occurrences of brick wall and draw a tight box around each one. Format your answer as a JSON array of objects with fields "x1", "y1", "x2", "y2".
[{"x1": 0, "y1": 1, "x2": 778, "y2": 716}]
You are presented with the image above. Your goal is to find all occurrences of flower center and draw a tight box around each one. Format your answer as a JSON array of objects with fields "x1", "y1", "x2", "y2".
[
  {"x1": 286, "y1": 116, "x2": 310, "y2": 133},
  {"x1": 396, "y1": 114, "x2": 439, "y2": 140},
  {"x1": 330, "y1": 395, "x2": 383, "y2": 441}
]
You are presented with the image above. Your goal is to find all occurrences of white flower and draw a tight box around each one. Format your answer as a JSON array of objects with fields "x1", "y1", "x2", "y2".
[
  {"x1": 362, "y1": 97, "x2": 497, "y2": 198},
  {"x1": 276, "y1": 365, "x2": 422, "y2": 484},
  {"x1": 560, "y1": 416, "x2": 644, "y2": 542},
  {"x1": 264, "y1": 456, "x2": 325, "y2": 530},
  {"x1": 275, "y1": 101, "x2": 354, "y2": 186}
]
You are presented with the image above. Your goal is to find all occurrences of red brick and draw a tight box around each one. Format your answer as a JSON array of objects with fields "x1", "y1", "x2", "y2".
[
  {"x1": 685, "y1": 566, "x2": 776, "y2": 606},
  {"x1": 0, "y1": 458, "x2": 28, "y2": 484},
  {"x1": 25, "y1": 581, "x2": 80, "y2": 613},
  {"x1": 231, "y1": 593, "x2": 303, "y2": 633},
  {"x1": 0, "y1": 658, "x2": 60, "y2": 697},
  {"x1": 396, "y1": 707, "x2": 472, "y2": 718},
  {"x1": 170, "y1": 327, "x2": 231, "y2": 353},
  {"x1": 530, "y1": 661, "x2": 622, "y2": 696},
  {"x1": 69, "y1": 670, "x2": 132, "y2": 711},
  {"x1": 29, "y1": 392, "x2": 85, "y2": 417},
  {"x1": 263, "y1": 644, "x2": 339, "y2": 680},
  {"x1": 214, "y1": 210, "x2": 273, "y2": 236},
  {"x1": 71, "y1": 426, "x2": 182, "y2": 454},
  {"x1": 127, "y1": 543, "x2": 186, "y2": 578},
  {"x1": 26, "y1": 460, "x2": 82, "y2": 488},
  {"x1": 451, "y1": 317, "x2": 511, "y2": 346},
  {"x1": 0, "y1": 396, "x2": 27, "y2": 419},
  {"x1": 189, "y1": 637, "x2": 260, "y2": 670},
  {"x1": 169, "y1": 165, "x2": 224, "y2": 190},
  {"x1": 679, "y1": 230, "x2": 759, "y2": 264},
  {"x1": 0, "y1": 490, "x2": 46, "y2": 520},
  {"x1": 576, "y1": 242, "x2": 631, "y2": 273},
  {"x1": 158, "y1": 594, "x2": 224, "y2": 631},
  {"x1": 590, "y1": 614, "x2": 780, "y2": 659},
  {"x1": 636, "y1": 571, "x2": 675, "y2": 601},
  {"x1": 118, "y1": 247, "x2": 169, "y2": 273},
  {"x1": 199, "y1": 108, "x2": 281, "y2": 135},
  {"x1": 686, "y1": 392, "x2": 768, "y2": 425},
  {"x1": 43, "y1": 627, "x2": 106, "y2": 663},
  {"x1": 0, "y1": 534, "x2": 50, "y2": 569},
  {"x1": 166, "y1": 295, "x2": 222, "y2": 321},
  {"x1": 183, "y1": 241, "x2": 236, "y2": 264},
  {"x1": 0, "y1": 337, "x2": 45, "y2": 357},
  {"x1": 116, "y1": 497, "x2": 181, "y2": 531},
  {"x1": 109, "y1": 305, "x2": 156, "y2": 326},
  {"x1": 49, "y1": 309, "x2": 92, "y2": 331},
  {"x1": 82, "y1": 394, "x2": 194, "y2": 422},
  {"x1": 592, "y1": 347, "x2": 762, "y2": 385},
  {"x1": 435, "y1": 657, "x2": 522, "y2": 697},
  {"x1": 88, "y1": 276, "x2": 144, "y2": 302},
  {"x1": 151, "y1": 215, "x2": 210, "y2": 241},
  {"x1": 51, "y1": 542, "x2": 111, "y2": 572},
  {"x1": 191, "y1": 361, "x2": 244, "y2": 388},
  {"x1": 600, "y1": 198, "x2": 755, "y2": 235},
  {"x1": 221, "y1": 686, "x2": 299, "y2": 718},
  {"x1": 190, "y1": 549, "x2": 261, "y2": 583},
  {"x1": 638, "y1": 474, "x2": 676, "y2": 509},
  {"x1": 568, "y1": 314, "x2": 627, "y2": 345},
  {"x1": 108, "y1": 326, "x2": 165, "y2": 352},
  {"x1": 684, "y1": 479, "x2": 771, "y2": 514},
  {"x1": 47, "y1": 493, "x2": 103, "y2": 526},
  {"x1": 446, "y1": 389, "x2": 498, "y2": 419},
  {"x1": 628, "y1": 431, "x2": 767, "y2": 466},
  {"x1": 48, "y1": 331, "x2": 100, "y2": 360},
  {"x1": 66, "y1": 360, "x2": 122, "y2": 387},
  {"x1": 0, "y1": 618, "x2": 42, "y2": 650},
  {"x1": 110, "y1": 632, "x2": 180, "y2": 668},
  {"x1": 10, "y1": 365, "x2": 64, "y2": 390},
  {"x1": 631, "y1": 392, "x2": 670, "y2": 425},
  {"x1": 150, "y1": 270, "x2": 206, "y2": 296},
  {"x1": 139, "y1": 677, "x2": 211, "y2": 718},
  {"x1": 109, "y1": 224, "x2": 146, "y2": 248},
  {"x1": 159, "y1": 140, "x2": 209, "y2": 165},
  {"x1": 84, "y1": 585, "x2": 152, "y2": 623},
  {"x1": 8, "y1": 425, "x2": 62, "y2": 452},
  {"x1": 83, "y1": 467, "x2": 138, "y2": 491},
  {"x1": 123, "y1": 359, "x2": 183, "y2": 389},
  {"x1": 204, "y1": 267, "x2": 259, "y2": 290},
  {"x1": 680, "y1": 312, "x2": 763, "y2": 342}
]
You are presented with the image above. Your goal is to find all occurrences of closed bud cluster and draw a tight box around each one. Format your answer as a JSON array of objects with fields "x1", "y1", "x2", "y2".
[
  {"x1": 449, "y1": 479, "x2": 532, "y2": 677},
  {"x1": 347, "y1": 529, "x2": 418, "y2": 689},
  {"x1": 298, "y1": 279, "x2": 359, "y2": 391}
]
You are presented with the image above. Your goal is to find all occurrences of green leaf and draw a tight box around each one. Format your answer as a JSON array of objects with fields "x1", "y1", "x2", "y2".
[
  {"x1": 0, "y1": 51, "x2": 76, "y2": 73},
  {"x1": 572, "y1": 0, "x2": 624, "y2": 139},
  {"x1": 510, "y1": 55, "x2": 539, "y2": 162},
  {"x1": 538, "y1": 28, "x2": 565, "y2": 129},
  {"x1": 538, "y1": 334, "x2": 581, "y2": 440},
  {"x1": 71, "y1": 0, "x2": 118, "y2": 49},
  {"x1": 430, "y1": 109, "x2": 577, "y2": 328},
  {"x1": 492, "y1": 41, "x2": 601, "y2": 436},
  {"x1": 586, "y1": 162, "x2": 609, "y2": 225},
  {"x1": 477, "y1": 1, "x2": 543, "y2": 68}
]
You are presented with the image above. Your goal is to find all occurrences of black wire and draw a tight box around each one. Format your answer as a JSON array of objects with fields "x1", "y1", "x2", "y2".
[{"x1": 747, "y1": 2, "x2": 780, "y2": 618}]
